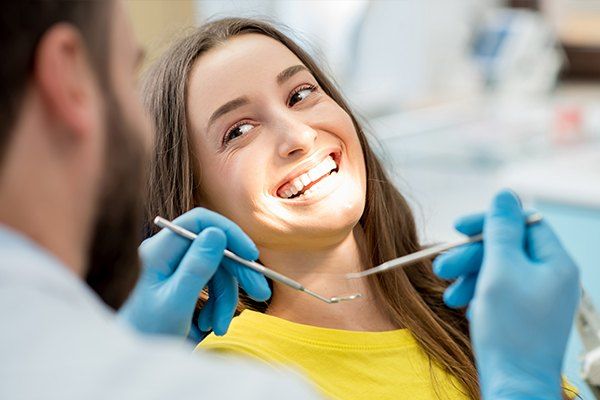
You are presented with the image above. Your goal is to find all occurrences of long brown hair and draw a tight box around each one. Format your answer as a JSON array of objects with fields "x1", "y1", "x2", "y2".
[{"x1": 142, "y1": 18, "x2": 479, "y2": 399}]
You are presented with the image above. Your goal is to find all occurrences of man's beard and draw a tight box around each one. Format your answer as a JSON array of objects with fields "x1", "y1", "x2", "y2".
[{"x1": 85, "y1": 92, "x2": 147, "y2": 310}]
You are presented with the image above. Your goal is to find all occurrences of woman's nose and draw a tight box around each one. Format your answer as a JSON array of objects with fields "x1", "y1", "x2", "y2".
[{"x1": 277, "y1": 121, "x2": 318, "y2": 159}]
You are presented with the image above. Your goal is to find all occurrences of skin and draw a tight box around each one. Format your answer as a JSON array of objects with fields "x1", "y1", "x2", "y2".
[
  {"x1": 187, "y1": 34, "x2": 395, "y2": 331},
  {"x1": 0, "y1": 1, "x2": 150, "y2": 277}
]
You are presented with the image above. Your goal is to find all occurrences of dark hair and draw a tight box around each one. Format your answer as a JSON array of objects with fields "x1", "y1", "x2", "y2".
[
  {"x1": 0, "y1": 0, "x2": 111, "y2": 166},
  {"x1": 142, "y1": 18, "x2": 479, "y2": 399}
]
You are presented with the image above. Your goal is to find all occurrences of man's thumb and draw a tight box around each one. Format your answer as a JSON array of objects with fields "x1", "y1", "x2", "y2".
[{"x1": 484, "y1": 190, "x2": 525, "y2": 255}]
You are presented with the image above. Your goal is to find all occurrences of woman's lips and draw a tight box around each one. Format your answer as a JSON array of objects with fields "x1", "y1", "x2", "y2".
[
  {"x1": 278, "y1": 167, "x2": 342, "y2": 204},
  {"x1": 277, "y1": 154, "x2": 339, "y2": 199}
]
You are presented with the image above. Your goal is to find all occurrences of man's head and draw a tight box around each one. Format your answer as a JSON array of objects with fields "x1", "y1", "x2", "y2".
[{"x1": 0, "y1": 0, "x2": 152, "y2": 308}]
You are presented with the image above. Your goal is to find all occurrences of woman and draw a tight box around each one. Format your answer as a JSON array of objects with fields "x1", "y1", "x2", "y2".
[{"x1": 141, "y1": 18, "x2": 574, "y2": 400}]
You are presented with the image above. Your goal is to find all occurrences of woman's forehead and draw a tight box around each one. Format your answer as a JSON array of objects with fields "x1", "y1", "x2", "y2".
[{"x1": 189, "y1": 34, "x2": 305, "y2": 99}]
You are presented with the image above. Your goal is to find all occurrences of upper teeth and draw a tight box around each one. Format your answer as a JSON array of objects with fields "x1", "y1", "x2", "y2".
[{"x1": 279, "y1": 156, "x2": 337, "y2": 199}]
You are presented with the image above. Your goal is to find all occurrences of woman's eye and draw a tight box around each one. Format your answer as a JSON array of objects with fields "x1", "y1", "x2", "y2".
[
  {"x1": 288, "y1": 85, "x2": 316, "y2": 107},
  {"x1": 223, "y1": 122, "x2": 254, "y2": 145}
]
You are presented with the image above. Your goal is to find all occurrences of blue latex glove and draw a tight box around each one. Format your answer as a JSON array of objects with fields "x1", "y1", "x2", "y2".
[
  {"x1": 119, "y1": 208, "x2": 271, "y2": 342},
  {"x1": 433, "y1": 190, "x2": 580, "y2": 399}
]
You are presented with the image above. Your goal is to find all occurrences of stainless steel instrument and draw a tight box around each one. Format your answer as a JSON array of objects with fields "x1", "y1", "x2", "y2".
[{"x1": 154, "y1": 216, "x2": 362, "y2": 304}]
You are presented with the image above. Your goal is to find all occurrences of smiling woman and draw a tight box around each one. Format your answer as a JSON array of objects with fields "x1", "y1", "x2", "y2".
[{"x1": 141, "y1": 18, "x2": 478, "y2": 400}]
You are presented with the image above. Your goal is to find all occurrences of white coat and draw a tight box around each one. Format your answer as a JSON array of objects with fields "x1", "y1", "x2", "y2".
[{"x1": 0, "y1": 227, "x2": 319, "y2": 400}]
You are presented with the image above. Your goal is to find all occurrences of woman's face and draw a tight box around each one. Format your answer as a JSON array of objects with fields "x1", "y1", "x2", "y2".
[{"x1": 187, "y1": 34, "x2": 366, "y2": 250}]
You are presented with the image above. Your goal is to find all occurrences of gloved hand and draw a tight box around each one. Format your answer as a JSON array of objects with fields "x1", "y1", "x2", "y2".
[
  {"x1": 119, "y1": 208, "x2": 271, "y2": 342},
  {"x1": 433, "y1": 190, "x2": 580, "y2": 399}
]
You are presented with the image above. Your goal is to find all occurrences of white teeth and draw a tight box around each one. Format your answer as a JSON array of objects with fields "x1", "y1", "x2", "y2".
[
  {"x1": 279, "y1": 155, "x2": 338, "y2": 199},
  {"x1": 293, "y1": 181, "x2": 304, "y2": 193},
  {"x1": 300, "y1": 174, "x2": 311, "y2": 186},
  {"x1": 325, "y1": 157, "x2": 336, "y2": 171}
]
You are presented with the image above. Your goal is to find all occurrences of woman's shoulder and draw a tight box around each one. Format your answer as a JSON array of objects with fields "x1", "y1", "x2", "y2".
[
  {"x1": 196, "y1": 309, "x2": 421, "y2": 365},
  {"x1": 195, "y1": 310, "x2": 292, "y2": 365}
]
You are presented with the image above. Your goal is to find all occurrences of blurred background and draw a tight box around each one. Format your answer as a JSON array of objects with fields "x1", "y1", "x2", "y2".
[{"x1": 126, "y1": 0, "x2": 600, "y2": 396}]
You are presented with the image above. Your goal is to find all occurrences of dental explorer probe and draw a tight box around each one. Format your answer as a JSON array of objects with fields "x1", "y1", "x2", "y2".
[
  {"x1": 154, "y1": 216, "x2": 362, "y2": 304},
  {"x1": 346, "y1": 213, "x2": 544, "y2": 280}
]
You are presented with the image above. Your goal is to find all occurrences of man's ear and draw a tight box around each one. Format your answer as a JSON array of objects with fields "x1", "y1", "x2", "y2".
[{"x1": 33, "y1": 23, "x2": 100, "y2": 140}]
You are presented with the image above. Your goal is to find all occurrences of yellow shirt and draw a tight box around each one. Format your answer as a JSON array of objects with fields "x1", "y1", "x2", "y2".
[{"x1": 197, "y1": 310, "x2": 471, "y2": 400}]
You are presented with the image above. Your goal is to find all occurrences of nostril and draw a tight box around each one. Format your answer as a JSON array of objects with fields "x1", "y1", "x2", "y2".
[
  {"x1": 278, "y1": 141, "x2": 308, "y2": 159},
  {"x1": 287, "y1": 148, "x2": 305, "y2": 157}
]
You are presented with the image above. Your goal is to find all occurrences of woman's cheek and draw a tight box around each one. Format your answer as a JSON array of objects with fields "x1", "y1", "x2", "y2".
[
  {"x1": 199, "y1": 166, "x2": 237, "y2": 214},
  {"x1": 226, "y1": 168, "x2": 258, "y2": 207},
  {"x1": 339, "y1": 115, "x2": 358, "y2": 142}
]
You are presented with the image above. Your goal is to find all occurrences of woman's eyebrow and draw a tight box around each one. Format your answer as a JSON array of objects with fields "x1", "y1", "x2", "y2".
[
  {"x1": 207, "y1": 96, "x2": 250, "y2": 129},
  {"x1": 207, "y1": 65, "x2": 308, "y2": 129},
  {"x1": 277, "y1": 65, "x2": 308, "y2": 85}
]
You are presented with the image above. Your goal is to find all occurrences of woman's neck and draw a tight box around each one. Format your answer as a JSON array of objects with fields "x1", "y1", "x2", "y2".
[{"x1": 259, "y1": 227, "x2": 397, "y2": 332}]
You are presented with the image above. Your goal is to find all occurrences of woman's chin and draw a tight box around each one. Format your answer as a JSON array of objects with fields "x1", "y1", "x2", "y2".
[
  {"x1": 281, "y1": 197, "x2": 364, "y2": 241},
  {"x1": 252, "y1": 176, "x2": 365, "y2": 248}
]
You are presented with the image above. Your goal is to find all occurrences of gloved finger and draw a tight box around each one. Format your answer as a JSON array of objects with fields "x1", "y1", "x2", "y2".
[
  {"x1": 454, "y1": 210, "x2": 537, "y2": 237},
  {"x1": 484, "y1": 190, "x2": 525, "y2": 255},
  {"x1": 188, "y1": 319, "x2": 209, "y2": 344},
  {"x1": 221, "y1": 257, "x2": 271, "y2": 301},
  {"x1": 526, "y1": 220, "x2": 568, "y2": 263},
  {"x1": 198, "y1": 293, "x2": 215, "y2": 332},
  {"x1": 454, "y1": 213, "x2": 485, "y2": 236},
  {"x1": 208, "y1": 267, "x2": 238, "y2": 336},
  {"x1": 433, "y1": 242, "x2": 483, "y2": 280},
  {"x1": 140, "y1": 207, "x2": 259, "y2": 276},
  {"x1": 443, "y1": 274, "x2": 477, "y2": 308},
  {"x1": 167, "y1": 227, "x2": 227, "y2": 318}
]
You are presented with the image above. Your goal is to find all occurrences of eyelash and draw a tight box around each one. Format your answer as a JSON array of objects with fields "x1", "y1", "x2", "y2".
[
  {"x1": 221, "y1": 83, "x2": 319, "y2": 147},
  {"x1": 222, "y1": 120, "x2": 254, "y2": 147},
  {"x1": 287, "y1": 84, "x2": 318, "y2": 107}
]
